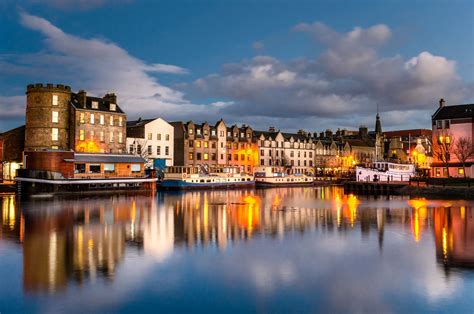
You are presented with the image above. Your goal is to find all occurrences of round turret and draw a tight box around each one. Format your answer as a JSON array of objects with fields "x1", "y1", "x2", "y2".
[{"x1": 25, "y1": 83, "x2": 72, "y2": 151}]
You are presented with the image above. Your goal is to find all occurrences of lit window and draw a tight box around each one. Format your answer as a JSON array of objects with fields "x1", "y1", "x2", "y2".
[
  {"x1": 110, "y1": 116, "x2": 114, "y2": 126},
  {"x1": 79, "y1": 129, "x2": 84, "y2": 141},
  {"x1": 52, "y1": 95, "x2": 58, "y2": 106},
  {"x1": 90, "y1": 113, "x2": 95, "y2": 124},
  {"x1": 118, "y1": 132, "x2": 123, "y2": 143},
  {"x1": 52, "y1": 111, "x2": 59, "y2": 123},
  {"x1": 52, "y1": 128, "x2": 59, "y2": 141},
  {"x1": 100, "y1": 114, "x2": 104, "y2": 125},
  {"x1": 131, "y1": 164, "x2": 141, "y2": 173},
  {"x1": 458, "y1": 168, "x2": 464, "y2": 175},
  {"x1": 197, "y1": 129, "x2": 201, "y2": 135},
  {"x1": 80, "y1": 112, "x2": 85, "y2": 123},
  {"x1": 110, "y1": 103, "x2": 116, "y2": 111},
  {"x1": 189, "y1": 129, "x2": 193, "y2": 135},
  {"x1": 110, "y1": 131, "x2": 114, "y2": 143},
  {"x1": 92, "y1": 101, "x2": 99, "y2": 109},
  {"x1": 196, "y1": 141, "x2": 201, "y2": 148},
  {"x1": 211, "y1": 130, "x2": 216, "y2": 136},
  {"x1": 204, "y1": 141, "x2": 209, "y2": 148},
  {"x1": 104, "y1": 164, "x2": 115, "y2": 173},
  {"x1": 51, "y1": 146, "x2": 58, "y2": 150},
  {"x1": 204, "y1": 153, "x2": 209, "y2": 160},
  {"x1": 189, "y1": 152, "x2": 194, "y2": 160},
  {"x1": 118, "y1": 116, "x2": 123, "y2": 126},
  {"x1": 165, "y1": 146, "x2": 169, "y2": 155}
]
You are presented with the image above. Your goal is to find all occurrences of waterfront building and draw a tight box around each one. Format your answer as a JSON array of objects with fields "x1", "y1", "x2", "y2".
[
  {"x1": 254, "y1": 128, "x2": 316, "y2": 175},
  {"x1": 126, "y1": 117, "x2": 174, "y2": 168},
  {"x1": 0, "y1": 126, "x2": 25, "y2": 181},
  {"x1": 383, "y1": 129, "x2": 432, "y2": 174},
  {"x1": 227, "y1": 124, "x2": 258, "y2": 173},
  {"x1": 314, "y1": 129, "x2": 351, "y2": 175},
  {"x1": 24, "y1": 84, "x2": 126, "y2": 153},
  {"x1": 431, "y1": 99, "x2": 474, "y2": 177}
]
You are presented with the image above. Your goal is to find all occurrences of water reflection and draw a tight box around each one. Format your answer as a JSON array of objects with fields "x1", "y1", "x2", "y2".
[{"x1": 0, "y1": 187, "x2": 473, "y2": 297}]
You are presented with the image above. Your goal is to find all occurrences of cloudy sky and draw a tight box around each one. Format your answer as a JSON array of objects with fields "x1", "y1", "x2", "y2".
[{"x1": 0, "y1": 0, "x2": 473, "y2": 133}]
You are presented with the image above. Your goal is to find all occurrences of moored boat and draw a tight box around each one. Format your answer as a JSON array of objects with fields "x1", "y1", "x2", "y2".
[
  {"x1": 254, "y1": 166, "x2": 314, "y2": 187},
  {"x1": 356, "y1": 161, "x2": 415, "y2": 182},
  {"x1": 160, "y1": 166, "x2": 254, "y2": 190}
]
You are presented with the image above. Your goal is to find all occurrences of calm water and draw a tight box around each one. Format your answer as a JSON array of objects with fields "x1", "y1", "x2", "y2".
[{"x1": 0, "y1": 187, "x2": 473, "y2": 313}]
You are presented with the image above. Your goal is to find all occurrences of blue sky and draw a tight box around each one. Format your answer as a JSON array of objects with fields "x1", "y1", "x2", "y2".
[{"x1": 0, "y1": 0, "x2": 473, "y2": 132}]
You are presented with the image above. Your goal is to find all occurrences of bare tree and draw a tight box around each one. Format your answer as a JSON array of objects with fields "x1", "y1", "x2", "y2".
[
  {"x1": 132, "y1": 138, "x2": 151, "y2": 167},
  {"x1": 433, "y1": 131, "x2": 454, "y2": 177},
  {"x1": 453, "y1": 137, "x2": 473, "y2": 178}
]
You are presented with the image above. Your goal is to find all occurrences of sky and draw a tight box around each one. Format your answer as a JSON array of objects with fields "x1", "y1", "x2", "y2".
[{"x1": 0, "y1": 0, "x2": 473, "y2": 133}]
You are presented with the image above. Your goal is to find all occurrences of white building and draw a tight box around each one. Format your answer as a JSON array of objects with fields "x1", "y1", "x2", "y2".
[
  {"x1": 127, "y1": 118, "x2": 174, "y2": 167},
  {"x1": 254, "y1": 128, "x2": 316, "y2": 174}
]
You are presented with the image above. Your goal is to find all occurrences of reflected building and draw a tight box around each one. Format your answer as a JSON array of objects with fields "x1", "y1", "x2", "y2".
[{"x1": 433, "y1": 206, "x2": 474, "y2": 269}]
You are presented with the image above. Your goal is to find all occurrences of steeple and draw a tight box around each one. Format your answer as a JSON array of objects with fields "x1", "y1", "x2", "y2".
[{"x1": 375, "y1": 104, "x2": 382, "y2": 135}]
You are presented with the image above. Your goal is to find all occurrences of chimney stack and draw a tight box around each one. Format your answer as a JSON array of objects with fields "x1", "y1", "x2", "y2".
[
  {"x1": 439, "y1": 98, "x2": 446, "y2": 108},
  {"x1": 104, "y1": 92, "x2": 117, "y2": 104},
  {"x1": 77, "y1": 90, "x2": 87, "y2": 108},
  {"x1": 268, "y1": 126, "x2": 276, "y2": 132}
]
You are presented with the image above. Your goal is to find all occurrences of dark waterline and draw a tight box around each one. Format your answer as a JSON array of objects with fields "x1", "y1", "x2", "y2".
[{"x1": 0, "y1": 187, "x2": 473, "y2": 313}]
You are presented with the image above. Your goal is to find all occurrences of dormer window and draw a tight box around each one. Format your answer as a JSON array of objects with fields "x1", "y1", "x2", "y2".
[
  {"x1": 92, "y1": 101, "x2": 99, "y2": 109},
  {"x1": 197, "y1": 129, "x2": 201, "y2": 135},
  {"x1": 110, "y1": 103, "x2": 116, "y2": 111},
  {"x1": 189, "y1": 128, "x2": 194, "y2": 135},
  {"x1": 211, "y1": 130, "x2": 216, "y2": 136}
]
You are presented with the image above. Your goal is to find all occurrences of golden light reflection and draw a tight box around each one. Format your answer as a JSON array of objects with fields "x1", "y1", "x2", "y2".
[{"x1": 76, "y1": 140, "x2": 101, "y2": 153}]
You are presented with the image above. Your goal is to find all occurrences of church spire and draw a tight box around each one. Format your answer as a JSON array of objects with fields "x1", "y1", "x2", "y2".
[{"x1": 375, "y1": 104, "x2": 382, "y2": 135}]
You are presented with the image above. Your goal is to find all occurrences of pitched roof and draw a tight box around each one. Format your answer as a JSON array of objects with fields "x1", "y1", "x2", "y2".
[
  {"x1": 127, "y1": 118, "x2": 156, "y2": 127},
  {"x1": 70, "y1": 94, "x2": 125, "y2": 113},
  {"x1": 432, "y1": 104, "x2": 474, "y2": 120}
]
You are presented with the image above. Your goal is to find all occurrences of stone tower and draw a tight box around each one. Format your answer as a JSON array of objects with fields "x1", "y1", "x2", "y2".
[
  {"x1": 25, "y1": 84, "x2": 72, "y2": 151},
  {"x1": 374, "y1": 105, "x2": 384, "y2": 160}
]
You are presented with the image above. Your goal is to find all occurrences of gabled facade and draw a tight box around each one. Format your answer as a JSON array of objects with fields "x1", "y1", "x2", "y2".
[
  {"x1": 127, "y1": 117, "x2": 174, "y2": 167},
  {"x1": 431, "y1": 99, "x2": 474, "y2": 177}
]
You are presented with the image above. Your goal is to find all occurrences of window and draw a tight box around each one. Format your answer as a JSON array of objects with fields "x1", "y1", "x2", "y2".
[
  {"x1": 165, "y1": 134, "x2": 170, "y2": 141},
  {"x1": 241, "y1": 154, "x2": 245, "y2": 161},
  {"x1": 148, "y1": 133, "x2": 153, "y2": 140},
  {"x1": 260, "y1": 150, "x2": 264, "y2": 156},
  {"x1": 52, "y1": 95, "x2": 58, "y2": 106},
  {"x1": 196, "y1": 141, "x2": 201, "y2": 148},
  {"x1": 458, "y1": 168, "x2": 464, "y2": 175},
  {"x1": 435, "y1": 168, "x2": 441, "y2": 177},
  {"x1": 212, "y1": 154, "x2": 216, "y2": 160},
  {"x1": 90, "y1": 130, "x2": 94, "y2": 140},
  {"x1": 204, "y1": 153, "x2": 209, "y2": 160},
  {"x1": 90, "y1": 113, "x2": 95, "y2": 124},
  {"x1": 220, "y1": 131, "x2": 224, "y2": 137},
  {"x1": 89, "y1": 164, "x2": 101, "y2": 173},
  {"x1": 240, "y1": 132, "x2": 244, "y2": 138},
  {"x1": 110, "y1": 116, "x2": 114, "y2": 126},
  {"x1": 104, "y1": 164, "x2": 115, "y2": 173},
  {"x1": 131, "y1": 164, "x2": 141, "y2": 173},
  {"x1": 137, "y1": 144, "x2": 141, "y2": 153},
  {"x1": 234, "y1": 154, "x2": 238, "y2": 161},
  {"x1": 290, "y1": 151, "x2": 294, "y2": 157},
  {"x1": 204, "y1": 141, "x2": 209, "y2": 148},
  {"x1": 147, "y1": 145, "x2": 152, "y2": 154},
  {"x1": 436, "y1": 120, "x2": 442, "y2": 129},
  {"x1": 110, "y1": 103, "x2": 116, "y2": 111},
  {"x1": 220, "y1": 142, "x2": 224, "y2": 148},
  {"x1": 100, "y1": 114, "x2": 104, "y2": 125},
  {"x1": 189, "y1": 128, "x2": 193, "y2": 135},
  {"x1": 189, "y1": 152, "x2": 194, "y2": 160},
  {"x1": 52, "y1": 111, "x2": 59, "y2": 123},
  {"x1": 52, "y1": 128, "x2": 59, "y2": 141},
  {"x1": 92, "y1": 101, "x2": 99, "y2": 109},
  {"x1": 119, "y1": 116, "x2": 123, "y2": 126},
  {"x1": 100, "y1": 131, "x2": 104, "y2": 142},
  {"x1": 204, "y1": 129, "x2": 208, "y2": 136},
  {"x1": 129, "y1": 145, "x2": 134, "y2": 154},
  {"x1": 157, "y1": 133, "x2": 162, "y2": 140},
  {"x1": 444, "y1": 120, "x2": 450, "y2": 129},
  {"x1": 197, "y1": 153, "x2": 202, "y2": 160},
  {"x1": 211, "y1": 142, "x2": 216, "y2": 149},
  {"x1": 118, "y1": 132, "x2": 123, "y2": 143},
  {"x1": 228, "y1": 154, "x2": 231, "y2": 161},
  {"x1": 197, "y1": 129, "x2": 201, "y2": 135},
  {"x1": 157, "y1": 146, "x2": 161, "y2": 155},
  {"x1": 211, "y1": 130, "x2": 216, "y2": 136},
  {"x1": 189, "y1": 140, "x2": 194, "y2": 148},
  {"x1": 109, "y1": 131, "x2": 114, "y2": 143},
  {"x1": 165, "y1": 146, "x2": 169, "y2": 155},
  {"x1": 79, "y1": 129, "x2": 84, "y2": 141},
  {"x1": 75, "y1": 164, "x2": 86, "y2": 174},
  {"x1": 80, "y1": 112, "x2": 85, "y2": 123},
  {"x1": 51, "y1": 146, "x2": 58, "y2": 150}
]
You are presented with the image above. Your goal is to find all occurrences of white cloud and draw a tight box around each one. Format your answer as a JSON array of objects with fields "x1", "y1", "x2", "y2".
[{"x1": 191, "y1": 22, "x2": 472, "y2": 131}]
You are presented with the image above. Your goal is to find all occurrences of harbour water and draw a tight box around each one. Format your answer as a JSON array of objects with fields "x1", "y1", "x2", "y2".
[{"x1": 0, "y1": 187, "x2": 473, "y2": 313}]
